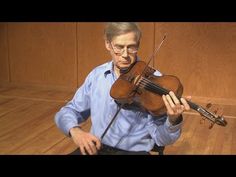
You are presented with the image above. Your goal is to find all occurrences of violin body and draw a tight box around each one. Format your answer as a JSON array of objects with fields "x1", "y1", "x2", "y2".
[{"x1": 110, "y1": 61, "x2": 183, "y2": 116}]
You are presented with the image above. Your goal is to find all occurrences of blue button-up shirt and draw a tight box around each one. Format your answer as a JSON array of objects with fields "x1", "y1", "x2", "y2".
[{"x1": 55, "y1": 60, "x2": 182, "y2": 152}]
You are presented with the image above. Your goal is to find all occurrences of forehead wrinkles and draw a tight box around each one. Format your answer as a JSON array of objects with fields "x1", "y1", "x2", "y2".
[{"x1": 112, "y1": 32, "x2": 138, "y2": 46}]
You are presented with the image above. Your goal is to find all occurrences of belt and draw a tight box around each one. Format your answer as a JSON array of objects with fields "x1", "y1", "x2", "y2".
[
  {"x1": 101, "y1": 144, "x2": 127, "y2": 153},
  {"x1": 99, "y1": 144, "x2": 150, "y2": 155}
]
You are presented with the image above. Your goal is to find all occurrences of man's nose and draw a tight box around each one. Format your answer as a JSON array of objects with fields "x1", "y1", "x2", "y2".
[{"x1": 121, "y1": 48, "x2": 128, "y2": 58}]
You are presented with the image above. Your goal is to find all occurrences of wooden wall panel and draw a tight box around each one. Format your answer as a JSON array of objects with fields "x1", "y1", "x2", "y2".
[
  {"x1": 154, "y1": 22, "x2": 236, "y2": 100},
  {"x1": 0, "y1": 23, "x2": 10, "y2": 83},
  {"x1": 77, "y1": 23, "x2": 110, "y2": 86},
  {"x1": 7, "y1": 23, "x2": 77, "y2": 90},
  {"x1": 1, "y1": 23, "x2": 155, "y2": 89},
  {"x1": 77, "y1": 22, "x2": 154, "y2": 86},
  {"x1": 3, "y1": 22, "x2": 236, "y2": 103},
  {"x1": 138, "y1": 23, "x2": 155, "y2": 64}
]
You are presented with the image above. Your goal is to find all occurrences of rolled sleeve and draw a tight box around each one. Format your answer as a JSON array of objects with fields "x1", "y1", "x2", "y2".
[
  {"x1": 146, "y1": 115, "x2": 183, "y2": 146},
  {"x1": 54, "y1": 71, "x2": 93, "y2": 136},
  {"x1": 55, "y1": 108, "x2": 83, "y2": 136},
  {"x1": 165, "y1": 116, "x2": 183, "y2": 133}
]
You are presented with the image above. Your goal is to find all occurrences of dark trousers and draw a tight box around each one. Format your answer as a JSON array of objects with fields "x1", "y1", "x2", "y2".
[{"x1": 69, "y1": 144, "x2": 150, "y2": 155}]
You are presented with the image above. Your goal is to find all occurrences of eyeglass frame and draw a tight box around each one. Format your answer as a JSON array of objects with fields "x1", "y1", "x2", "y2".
[{"x1": 109, "y1": 41, "x2": 139, "y2": 55}]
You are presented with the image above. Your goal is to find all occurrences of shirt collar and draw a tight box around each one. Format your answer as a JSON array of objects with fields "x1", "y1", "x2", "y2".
[{"x1": 104, "y1": 61, "x2": 114, "y2": 77}]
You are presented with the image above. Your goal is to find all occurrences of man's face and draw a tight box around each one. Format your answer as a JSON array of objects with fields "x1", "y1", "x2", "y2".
[{"x1": 105, "y1": 32, "x2": 139, "y2": 70}]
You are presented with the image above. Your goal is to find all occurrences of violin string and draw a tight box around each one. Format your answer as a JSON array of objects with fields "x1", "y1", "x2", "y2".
[
  {"x1": 137, "y1": 77, "x2": 160, "y2": 91},
  {"x1": 142, "y1": 77, "x2": 162, "y2": 90},
  {"x1": 136, "y1": 77, "x2": 154, "y2": 88},
  {"x1": 137, "y1": 77, "x2": 170, "y2": 95},
  {"x1": 139, "y1": 81, "x2": 166, "y2": 95}
]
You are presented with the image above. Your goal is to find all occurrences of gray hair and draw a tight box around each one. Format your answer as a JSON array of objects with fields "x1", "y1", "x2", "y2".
[{"x1": 104, "y1": 22, "x2": 142, "y2": 42}]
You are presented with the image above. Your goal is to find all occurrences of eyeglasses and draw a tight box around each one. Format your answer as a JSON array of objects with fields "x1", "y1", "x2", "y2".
[{"x1": 109, "y1": 42, "x2": 139, "y2": 55}]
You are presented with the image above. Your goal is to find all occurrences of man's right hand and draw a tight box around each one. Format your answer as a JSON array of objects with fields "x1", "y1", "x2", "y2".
[{"x1": 69, "y1": 127, "x2": 101, "y2": 155}]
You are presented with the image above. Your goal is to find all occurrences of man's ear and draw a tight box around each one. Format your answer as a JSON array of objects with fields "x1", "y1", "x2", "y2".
[{"x1": 105, "y1": 40, "x2": 111, "y2": 51}]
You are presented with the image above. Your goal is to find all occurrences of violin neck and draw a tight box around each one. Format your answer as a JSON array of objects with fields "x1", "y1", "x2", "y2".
[
  {"x1": 159, "y1": 88, "x2": 212, "y2": 120},
  {"x1": 151, "y1": 85, "x2": 222, "y2": 125},
  {"x1": 186, "y1": 100, "x2": 200, "y2": 111},
  {"x1": 162, "y1": 90, "x2": 226, "y2": 127}
]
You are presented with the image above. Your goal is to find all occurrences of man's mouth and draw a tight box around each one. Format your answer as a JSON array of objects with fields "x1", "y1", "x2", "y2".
[{"x1": 120, "y1": 61, "x2": 130, "y2": 65}]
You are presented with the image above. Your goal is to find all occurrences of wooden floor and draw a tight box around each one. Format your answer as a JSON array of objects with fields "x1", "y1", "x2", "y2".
[{"x1": 0, "y1": 85, "x2": 236, "y2": 155}]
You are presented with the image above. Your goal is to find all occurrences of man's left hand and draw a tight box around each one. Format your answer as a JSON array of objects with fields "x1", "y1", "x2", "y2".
[{"x1": 162, "y1": 91, "x2": 191, "y2": 125}]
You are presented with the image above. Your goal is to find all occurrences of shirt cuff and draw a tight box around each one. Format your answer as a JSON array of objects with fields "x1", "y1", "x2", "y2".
[
  {"x1": 64, "y1": 122, "x2": 80, "y2": 136},
  {"x1": 165, "y1": 116, "x2": 183, "y2": 133}
]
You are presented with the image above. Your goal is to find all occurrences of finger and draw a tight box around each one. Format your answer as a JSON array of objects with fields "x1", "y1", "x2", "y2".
[
  {"x1": 92, "y1": 137, "x2": 101, "y2": 150},
  {"x1": 165, "y1": 94, "x2": 176, "y2": 111},
  {"x1": 169, "y1": 91, "x2": 180, "y2": 105},
  {"x1": 175, "y1": 104, "x2": 184, "y2": 114},
  {"x1": 185, "y1": 96, "x2": 192, "y2": 101},
  {"x1": 88, "y1": 141, "x2": 97, "y2": 155},
  {"x1": 180, "y1": 105, "x2": 186, "y2": 113},
  {"x1": 79, "y1": 146, "x2": 87, "y2": 155},
  {"x1": 180, "y1": 98, "x2": 190, "y2": 111},
  {"x1": 84, "y1": 143, "x2": 93, "y2": 155},
  {"x1": 162, "y1": 95, "x2": 174, "y2": 114}
]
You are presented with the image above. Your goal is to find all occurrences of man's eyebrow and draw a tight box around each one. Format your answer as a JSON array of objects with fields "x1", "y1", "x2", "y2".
[
  {"x1": 115, "y1": 44, "x2": 138, "y2": 47},
  {"x1": 114, "y1": 44, "x2": 124, "y2": 47}
]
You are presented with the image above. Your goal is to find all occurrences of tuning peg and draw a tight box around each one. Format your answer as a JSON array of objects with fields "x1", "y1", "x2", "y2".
[
  {"x1": 209, "y1": 122, "x2": 214, "y2": 129},
  {"x1": 219, "y1": 112, "x2": 224, "y2": 118},
  {"x1": 213, "y1": 107, "x2": 219, "y2": 115},
  {"x1": 200, "y1": 117, "x2": 205, "y2": 124},
  {"x1": 217, "y1": 108, "x2": 224, "y2": 117},
  {"x1": 206, "y1": 102, "x2": 212, "y2": 109}
]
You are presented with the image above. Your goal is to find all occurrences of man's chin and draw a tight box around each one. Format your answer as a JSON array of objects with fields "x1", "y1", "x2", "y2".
[
  {"x1": 118, "y1": 65, "x2": 130, "y2": 70},
  {"x1": 119, "y1": 63, "x2": 132, "y2": 68}
]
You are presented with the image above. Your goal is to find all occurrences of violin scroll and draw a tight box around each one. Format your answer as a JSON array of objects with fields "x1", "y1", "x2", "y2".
[{"x1": 198, "y1": 102, "x2": 227, "y2": 128}]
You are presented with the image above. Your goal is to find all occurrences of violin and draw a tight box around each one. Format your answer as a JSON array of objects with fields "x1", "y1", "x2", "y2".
[{"x1": 110, "y1": 60, "x2": 227, "y2": 128}]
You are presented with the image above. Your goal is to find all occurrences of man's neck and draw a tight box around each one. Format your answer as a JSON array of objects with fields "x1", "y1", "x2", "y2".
[{"x1": 114, "y1": 66, "x2": 121, "y2": 78}]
